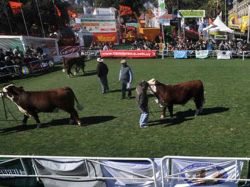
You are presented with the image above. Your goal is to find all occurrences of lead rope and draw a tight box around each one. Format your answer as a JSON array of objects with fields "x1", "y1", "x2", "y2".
[
  {"x1": 1, "y1": 96, "x2": 7, "y2": 119},
  {"x1": 2, "y1": 97, "x2": 19, "y2": 122}
]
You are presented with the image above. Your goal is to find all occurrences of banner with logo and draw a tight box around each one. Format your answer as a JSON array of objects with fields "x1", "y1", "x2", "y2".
[
  {"x1": 100, "y1": 50, "x2": 157, "y2": 58},
  {"x1": 195, "y1": 50, "x2": 209, "y2": 59},
  {"x1": 93, "y1": 33, "x2": 117, "y2": 43},
  {"x1": 170, "y1": 159, "x2": 243, "y2": 187},
  {"x1": 217, "y1": 51, "x2": 232, "y2": 59},
  {"x1": 80, "y1": 21, "x2": 117, "y2": 33},
  {"x1": 174, "y1": 50, "x2": 188, "y2": 59},
  {"x1": 179, "y1": 10, "x2": 205, "y2": 18}
]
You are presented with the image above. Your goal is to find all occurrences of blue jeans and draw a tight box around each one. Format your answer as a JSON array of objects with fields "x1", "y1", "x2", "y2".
[{"x1": 139, "y1": 112, "x2": 149, "y2": 127}]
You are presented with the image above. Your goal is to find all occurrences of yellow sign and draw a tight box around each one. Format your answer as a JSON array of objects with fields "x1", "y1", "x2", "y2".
[{"x1": 228, "y1": 14, "x2": 240, "y2": 29}]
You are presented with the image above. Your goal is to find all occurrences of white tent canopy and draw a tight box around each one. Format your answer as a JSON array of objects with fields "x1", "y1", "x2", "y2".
[{"x1": 203, "y1": 16, "x2": 234, "y2": 33}]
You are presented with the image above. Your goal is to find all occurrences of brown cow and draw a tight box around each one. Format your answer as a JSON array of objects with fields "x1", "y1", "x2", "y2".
[
  {"x1": 147, "y1": 79, "x2": 205, "y2": 119},
  {"x1": 62, "y1": 55, "x2": 86, "y2": 77},
  {"x1": 2, "y1": 84, "x2": 83, "y2": 128}
]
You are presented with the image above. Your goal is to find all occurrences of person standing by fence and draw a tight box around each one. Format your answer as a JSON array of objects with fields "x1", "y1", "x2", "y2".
[
  {"x1": 119, "y1": 59, "x2": 133, "y2": 99},
  {"x1": 96, "y1": 57, "x2": 109, "y2": 94}
]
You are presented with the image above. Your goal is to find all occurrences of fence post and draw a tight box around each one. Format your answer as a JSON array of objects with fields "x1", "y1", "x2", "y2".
[{"x1": 242, "y1": 160, "x2": 250, "y2": 187}]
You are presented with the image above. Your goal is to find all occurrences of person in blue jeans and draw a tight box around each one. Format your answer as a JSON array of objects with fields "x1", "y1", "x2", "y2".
[{"x1": 136, "y1": 81, "x2": 149, "y2": 128}]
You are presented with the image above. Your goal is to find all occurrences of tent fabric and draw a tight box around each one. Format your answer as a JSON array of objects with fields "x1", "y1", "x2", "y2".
[{"x1": 203, "y1": 16, "x2": 234, "y2": 33}]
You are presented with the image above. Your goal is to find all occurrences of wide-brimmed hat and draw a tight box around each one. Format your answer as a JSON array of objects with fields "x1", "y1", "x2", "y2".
[
  {"x1": 120, "y1": 59, "x2": 127, "y2": 64},
  {"x1": 97, "y1": 57, "x2": 104, "y2": 62}
]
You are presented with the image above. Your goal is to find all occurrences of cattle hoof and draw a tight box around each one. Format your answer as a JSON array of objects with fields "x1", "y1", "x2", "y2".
[
  {"x1": 36, "y1": 124, "x2": 41, "y2": 128},
  {"x1": 77, "y1": 121, "x2": 82, "y2": 126},
  {"x1": 69, "y1": 119, "x2": 74, "y2": 125}
]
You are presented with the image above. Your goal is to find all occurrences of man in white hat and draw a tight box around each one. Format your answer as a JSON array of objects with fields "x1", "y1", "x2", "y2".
[
  {"x1": 119, "y1": 59, "x2": 133, "y2": 99},
  {"x1": 96, "y1": 57, "x2": 109, "y2": 94}
]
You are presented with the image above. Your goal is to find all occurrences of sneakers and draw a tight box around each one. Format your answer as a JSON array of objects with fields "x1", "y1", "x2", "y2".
[{"x1": 140, "y1": 125, "x2": 148, "y2": 128}]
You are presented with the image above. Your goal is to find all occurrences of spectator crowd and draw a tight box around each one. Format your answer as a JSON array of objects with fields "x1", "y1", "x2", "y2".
[{"x1": 0, "y1": 46, "x2": 49, "y2": 77}]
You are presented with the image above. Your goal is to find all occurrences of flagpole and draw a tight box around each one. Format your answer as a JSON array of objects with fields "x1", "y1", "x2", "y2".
[
  {"x1": 4, "y1": 2, "x2": 13, "y2": 34},
  {"x1": 19, "y1": 0, "x2": 29, "y2": 36},
  {"x1": 35, "y1": 0, "x2": 45, "y2": 37}
]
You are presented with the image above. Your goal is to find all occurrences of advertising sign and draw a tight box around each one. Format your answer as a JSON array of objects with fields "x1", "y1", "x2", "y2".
[
  {"x1": 80, "y1": 21, "x2": 117, "y2": 33},
  {"x1": 179, "y1": 10, "x2": 205, "y2": 18},
  {"x1": 171, "y1": 159, "x2": 243, "y2": 187},
  {"x1": 93, "y1": 33, "x2": 117, "y2": 43},
  {"x1": 100, "y1": 50, "x2": 157, "y2": 58}
]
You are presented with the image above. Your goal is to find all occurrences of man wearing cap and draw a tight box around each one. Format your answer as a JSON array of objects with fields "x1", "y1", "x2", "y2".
[
  {"x1": 96, "y1": 57, "x2": 109, "y2": 94},
  {"x1": 119, "y1": 59, "x2": 133, "y2": 99}
]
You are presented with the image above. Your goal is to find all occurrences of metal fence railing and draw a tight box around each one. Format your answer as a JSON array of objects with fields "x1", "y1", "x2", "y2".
[{"x1": 1, "y1": 155, "x2": 250, "y2": 187}]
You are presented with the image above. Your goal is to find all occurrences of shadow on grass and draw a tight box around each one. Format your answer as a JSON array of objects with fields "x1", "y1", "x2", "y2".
[
  {"x1": 0, "y1": 115, "x2": 116, "y2": 134},
  {"x1": 148, "y1": 106, "x2": 229, "y2": 127},
  {"x1": 109, "y1": 87, "x2": 136, "y2": 93},
  {"x1": 82, "y1": 115, "x2": 116, "y2": 126},
  {"x1": 66, "y1": 70, "x2": 97, "y2": 78},
  {"x1": 82, "y1": 70, "x2": 97, "y2": 77}
]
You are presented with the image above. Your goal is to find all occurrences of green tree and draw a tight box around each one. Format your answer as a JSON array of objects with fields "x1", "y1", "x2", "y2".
[{"x1": 0, "y1": 0, "x2": 72, "y2": 36}]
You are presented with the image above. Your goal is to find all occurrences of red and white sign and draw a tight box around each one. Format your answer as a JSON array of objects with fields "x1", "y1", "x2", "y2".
[
  {"x1": 93, "y1": 33, "x2": 117, "y2": 43},
  {"x1": 100, "y1": 50, "x2": 157, "y2": 58}
]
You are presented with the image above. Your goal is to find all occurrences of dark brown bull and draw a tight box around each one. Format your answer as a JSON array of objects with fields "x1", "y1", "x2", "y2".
[
  {"x1": 147, "y1": 79, "x2": 205, "y2": 119},
  {"x1": 63, "y1": 56, "x2": 86, "y2": 77},
  {"x1": 2, "y1": 85, "x2": 83, "y2": 128}
]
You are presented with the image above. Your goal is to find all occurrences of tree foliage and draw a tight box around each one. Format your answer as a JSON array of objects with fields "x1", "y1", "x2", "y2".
[
  {"x1": 0, "y1": 0, "x2": 71, "y2": 36},
  {"x1": 0, "y1": 0, "x2": 227, "y2": 36}
]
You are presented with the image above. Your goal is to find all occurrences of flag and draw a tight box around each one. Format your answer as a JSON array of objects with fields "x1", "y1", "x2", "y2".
[
  {"x1": 55, "y1": 5, "x2": 61, "y2": 17},
  {"x1": 9, "y1": 1, "x2": 23, "y2": 14},
  {"x1": 68, "y1": 9, "x2": 77, "y2": 18},
  {"x1": 119, "y1": 5, "x2": 132, "y2": 16}
]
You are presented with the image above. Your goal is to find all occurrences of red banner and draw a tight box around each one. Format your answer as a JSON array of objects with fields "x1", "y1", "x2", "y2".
[
  {"x1": 100, "y1": 50, "x2": 157, "y2": 58},
  {"x1": 93, "y1": 33, "x2": 117, "y2": 43},
  {"x1": 9, "y1": 1, "x2": 22, "y2": 14}
]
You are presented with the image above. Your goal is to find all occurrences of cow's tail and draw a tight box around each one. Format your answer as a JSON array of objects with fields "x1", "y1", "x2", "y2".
[
  {"x1": 73, "y1": 93, "x2": 83, "y2": 111},
  {"x1": 201, "y1": 81, "x2": 205, "y2": 105}
]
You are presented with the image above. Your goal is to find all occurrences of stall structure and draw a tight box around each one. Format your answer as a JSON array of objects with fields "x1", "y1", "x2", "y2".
[
  {"x1": 74, "y1": 8, "x2": 119, "y2": 44},
  {"x1": 203, "y1": 16, "x2": 234, "y2": 40}
]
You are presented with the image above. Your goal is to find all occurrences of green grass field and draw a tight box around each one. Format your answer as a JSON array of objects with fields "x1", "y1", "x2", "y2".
[{"x1": 0, "y1": 58, "x2": 250, "y2": 158}]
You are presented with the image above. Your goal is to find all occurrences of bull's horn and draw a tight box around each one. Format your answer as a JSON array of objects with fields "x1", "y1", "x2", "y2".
[{"x1": 147, "y1": 78, "x2": 156, "y2": 84}]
